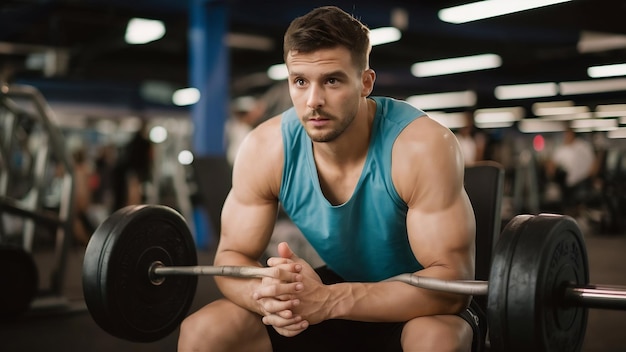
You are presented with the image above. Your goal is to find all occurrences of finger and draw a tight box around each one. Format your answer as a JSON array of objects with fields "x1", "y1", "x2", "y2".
[
  {"x1": 260, "y1": 264, "x2": 303, "y2": 282},
  {"x1": 258, "y1": 298, "x2": 300, "y2": 315},
  {"x1": 277, "y1": 242, "x2": 299, "y2": 261},
  {"x1": 254, "y1": 281, "x2": 304, "y2": 300},
  {"x1": 266, "y1": 256, "x2": 292, "y2": 267},
  {"x1": 263, "y1": 314, "x2": 309, "y2": 330}
]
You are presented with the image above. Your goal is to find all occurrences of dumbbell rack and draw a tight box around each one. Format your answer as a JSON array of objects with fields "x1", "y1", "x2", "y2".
[{"x1": 0, "y1": 83, "x2": 77, "y2": 319}]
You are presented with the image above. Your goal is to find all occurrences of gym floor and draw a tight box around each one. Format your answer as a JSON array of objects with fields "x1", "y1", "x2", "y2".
[{"x1": 1, "y1": 231, "x2": 626, "y2": 351}]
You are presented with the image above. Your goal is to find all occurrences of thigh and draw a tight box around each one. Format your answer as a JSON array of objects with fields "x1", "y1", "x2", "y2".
[
  {"x1": 402, "y1": 314, "x2": 473, "y2": 352},
  {"x1": 179, "y1": 298, "x2": 272, "y2": 352}
]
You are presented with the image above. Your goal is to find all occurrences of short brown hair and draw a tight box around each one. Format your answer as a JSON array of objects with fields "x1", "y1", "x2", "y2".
[{"x1": 283, "y1": 6, "x2": 371, "y2": 72}]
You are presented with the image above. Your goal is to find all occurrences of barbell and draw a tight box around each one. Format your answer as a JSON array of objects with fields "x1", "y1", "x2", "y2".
[{"x1": 81, "y1": 204, "x2": 626, "y2": 351}]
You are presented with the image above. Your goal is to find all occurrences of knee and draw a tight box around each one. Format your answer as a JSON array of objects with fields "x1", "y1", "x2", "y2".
[
  {"x1": 402, "y1": 316, "x2": 472, "y2": 352},
  {"x1": 178, "y1": 300, "x2": 272, "y2": 352},
  {"x1": 178, "y1": 310, "x2": 215, "y2": 351}
]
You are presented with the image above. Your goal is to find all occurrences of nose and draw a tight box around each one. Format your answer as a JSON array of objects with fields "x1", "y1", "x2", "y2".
[{"x1": 306, "y1": 83, "x2": 324, "y2": 110}]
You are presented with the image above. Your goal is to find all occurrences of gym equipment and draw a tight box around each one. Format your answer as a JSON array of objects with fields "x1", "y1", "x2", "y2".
[
  {"x1": 1, "y1": 84, "x2": 74, "y2": 306},
  {"x1": 0, "y1": 244, "x2": 38, "y2": 321},
  {"x1": 82, "y1": 205, "x2": 197, "y2": 342},
  {"x1": 81, "y1": 204, "x2": 626, "y2": 351}
]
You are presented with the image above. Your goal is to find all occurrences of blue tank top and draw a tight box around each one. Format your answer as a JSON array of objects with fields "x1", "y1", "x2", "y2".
[{"x1": 279, "y1": 96, "x2": 425, "y2": 282}]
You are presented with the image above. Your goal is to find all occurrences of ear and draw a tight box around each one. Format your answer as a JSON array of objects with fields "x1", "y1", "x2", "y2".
[{"x1": 361, "y1": 68, "x2": 376, "y2": 97}]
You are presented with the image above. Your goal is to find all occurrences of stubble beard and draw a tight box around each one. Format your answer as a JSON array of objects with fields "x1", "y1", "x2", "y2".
[{"x1": 304, "y1": 108, "x2": 357, "y2": 143}]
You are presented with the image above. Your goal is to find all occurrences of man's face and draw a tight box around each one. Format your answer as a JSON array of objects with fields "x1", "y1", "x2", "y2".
[{"x1": 286, "y1": 46, "x2": 369, "y2": 143}]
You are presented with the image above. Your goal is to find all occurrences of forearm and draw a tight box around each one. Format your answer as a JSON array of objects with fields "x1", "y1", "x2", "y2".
[
  {"x1": 328, "y1": 269, "x2": 470, "y2": 322},
  {"x1": 213, "y1": 249, "x2": 265, "y2": 315}
]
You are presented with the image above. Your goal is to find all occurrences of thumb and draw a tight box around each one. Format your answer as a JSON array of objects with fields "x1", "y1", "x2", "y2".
[{"x1": 277, "y1": 242, "x2": 298, "y2": 261}]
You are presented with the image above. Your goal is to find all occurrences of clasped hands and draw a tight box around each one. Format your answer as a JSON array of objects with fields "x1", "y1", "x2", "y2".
[{"x1": 253, "y1": 242, "x2": 331, "y2": 337}]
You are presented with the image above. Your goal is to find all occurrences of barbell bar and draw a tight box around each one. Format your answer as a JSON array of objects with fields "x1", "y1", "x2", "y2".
[
  {"x1": 82, "y1": 204, "x2": 626, "y2": 351},
  {"x1": 148, "y1": 260, "x2": 626, "y2": 310}
]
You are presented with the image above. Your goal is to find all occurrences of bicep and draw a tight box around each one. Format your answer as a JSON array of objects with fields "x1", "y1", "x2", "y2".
[
  {"x1": 406, "y1": 190, "x2": 475, "y2": 281},
  {"x1": 218, "y1": 189, "x2": 278, "y2": 261},
  {"x1": 216, "y1": 117, "x2": 283, "y2": 263},
  {"x1": 395, "y1": 118, "x2": 475, "y2": 280}
]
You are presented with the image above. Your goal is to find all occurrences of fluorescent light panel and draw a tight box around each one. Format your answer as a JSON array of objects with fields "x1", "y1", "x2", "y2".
[
  {"x1": 474, "y1": 107, "x2": 524, "y2": 124},
  {"x1": 595, "y1": 104, "x2": 626, "y2": 118},
  {"x1": 539, "y1": 112, "x2": 594, "y2": 121},
  {"x1": 427, "y1": 112, "x2": 468, "y2": 129},
  {"x1": 569, "y1": 118, "x2": 617, "y2": 130},
  {"x1": 532, "y1": 100, "x2": 589, "y2": 116},
  {"x1": 411, "y1": 54, "x2": 501, "y2": 77},
  {"x1": 559, "y1": 78, "x2": 626, "y2": 95},
  {"x1": 267, "y1": 64, "x2": 289, "y2": 80},
  {"x1": 518, "y1": 119, "x2": 567, "y2": 133},
  {"x1": 607, "y1": 127, "x2": 626, "y2": 139},
  {"x1": 407, "y1": 91, "x2": 477, "y2": 110},
  {"x1": 125, "y1": 18, "x2": 165, "y2": 45},
  {"x1": 578, "y1": 31, "x2": 626, "y2": 53},
  {"x1": 438, "y1": 0, "x2": 572, "y2": 24},
  {"x1": 369, "y1": 27, "x2": 402, "y2": 46},
  {"x1": 588, "y1": 63, "x2": 626, "y2": 78},
  {"x1": 495, "y1": 82, "x2": 558, "y2": 100},
  {"x1": 172, "y1": 87, "x2": 201, "y2": 106},
  {"x1": 535, "y1": 105, "x2": 589, "y2": 116}
]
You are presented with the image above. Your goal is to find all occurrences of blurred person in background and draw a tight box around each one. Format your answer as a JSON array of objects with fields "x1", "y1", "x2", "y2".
[
  {"x1": 545, "y1": 126, "x2": 596, "y2": 218},
  {"x1": 455, "y1": 112, "x2": 487, "y2": 166}
]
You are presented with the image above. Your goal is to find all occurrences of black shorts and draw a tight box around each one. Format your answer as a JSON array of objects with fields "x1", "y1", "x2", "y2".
[{"x1": 267, "y1": 267, "x2": 486, "y2": 352}]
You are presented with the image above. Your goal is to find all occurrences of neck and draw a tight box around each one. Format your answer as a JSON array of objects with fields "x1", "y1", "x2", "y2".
[{"x1": 312, "y1": 97, "x2": 375, "y2": 167}]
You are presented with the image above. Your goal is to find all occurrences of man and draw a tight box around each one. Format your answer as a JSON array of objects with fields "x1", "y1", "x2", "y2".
[
  {"x1": 545, "y1": 126, "x2": 596, "y2": 216},
  {"x1": 179, "y1": 6, "x2": 482, "y2": 352}
]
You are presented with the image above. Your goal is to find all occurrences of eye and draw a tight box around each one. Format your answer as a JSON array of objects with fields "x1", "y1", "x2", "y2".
[
  {"x1": 327, "y1": 78, "x2": 338, "y2": 85},
  {"x1": 294, "y1": 78, "x2": 306, "y2": 86}
]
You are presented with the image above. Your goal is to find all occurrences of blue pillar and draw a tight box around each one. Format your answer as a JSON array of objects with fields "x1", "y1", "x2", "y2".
[
  {"x1": 189, "y1": 0, "x2": 228, "y2": 156},
  {"x1": 189, "y1": 0, "x2": 230, "y2": 249}
]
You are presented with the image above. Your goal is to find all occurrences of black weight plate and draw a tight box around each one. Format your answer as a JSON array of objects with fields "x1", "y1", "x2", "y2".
[
  {"x1": 0, "y1": 245, "x2": 38, "y2": 321},
  {"x1": 487, "y1": 214, "x2": 534, "y2": 351},
  {"x1": 82, "y1": 205, "x2": 198, "y2": 342},
  {"x1": 489, "y1": 214, "x2": 589, "y2": 352}
]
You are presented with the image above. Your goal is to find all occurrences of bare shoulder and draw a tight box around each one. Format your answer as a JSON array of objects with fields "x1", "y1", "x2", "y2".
[
  {"x1": 392, "y1": 115, "x2": 464, "y2": 207},
  {"x1": 232, "y1": 115, "x2": 284, "y2": 200}
]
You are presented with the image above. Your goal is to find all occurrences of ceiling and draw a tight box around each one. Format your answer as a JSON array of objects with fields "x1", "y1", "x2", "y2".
[{"x1": 2, "y1": 0, "x2": 626, "y2": 118}]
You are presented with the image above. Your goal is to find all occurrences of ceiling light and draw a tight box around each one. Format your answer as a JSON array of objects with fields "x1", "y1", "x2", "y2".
[
  {"x1": 534, "y1": 105, "x2": 589, "y2": 116},
  {"x1": 474, "y1": 107, "x2": 523, "y2": 128},
  {"x1": 407, "y1": 91, "x2": 476, "y2": 110},
  {"x1": 559, "y1": 78, "x2": 626, "y2": 95},
  {"x1": 494, "y1": 82, "x2": 558, "y2": 100},
  {"x1": 369, "y1": 27, "x2": 402, "y2": 46},
  {"x1": 607, "y1": 128, "x2": 626, "y2": 139},
  {"x1": 588, "y1": 63, "x2": 626, "y2": 78},
  {"x1": 595, "y1": 104, "x2": 626, "y2": 118},
  {"x1": 125, "y1": 18, "x2": 166, "y2": 45},
  {"x1": 178, "y1": 150, "x2": 194, "y2": 165},
  {"x1": 475, "y1": 107, "x2": 524, "y2": 124},
  {"x1": 532, "y1": 100, "x2": 573, "y2": 115},
  {"x1": 267, "y1": 64, "x2": 289, "y2": 80},
  {"x1": 427, "y1": 111, "x2": 468, "y2": 129},
  {"x1": 438, "y1": 0, "x2": 572, "y2": 24},
  {"x1": 539, "y1": 113, "x2": 594, "y2": 121},
  {"x1": 518, "y1": 119, "x2": 567, "y2": 133},
  {"x1": 172, "y1": 87, "x2": 201, "y2": 106},
  {"x1": 570, "y1": 119, "x2": 618, "y2": 131},
  {"x1": 578, "y1": 31, "x2": 626, "y2": 53},
  {"x1": 149, "y1": 126, "x2": 168, "y2": 143},
  {"x1": 411, "y1": 54, "x2": 501, "y2": 77}
]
